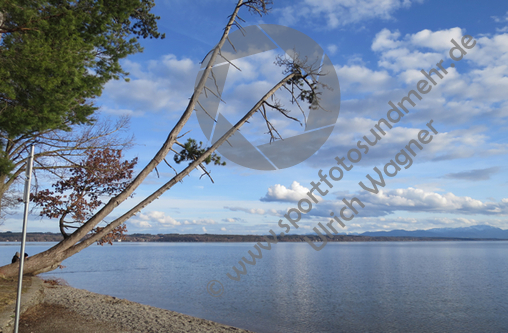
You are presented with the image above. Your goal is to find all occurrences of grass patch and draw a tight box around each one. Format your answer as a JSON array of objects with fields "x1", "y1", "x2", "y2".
[{"x1": 0, "y1": 276, "x2": 32, "y2": 313}]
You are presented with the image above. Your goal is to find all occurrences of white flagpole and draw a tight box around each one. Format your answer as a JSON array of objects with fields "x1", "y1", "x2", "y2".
[{"x1": 14, "y1": 144, "x2": 34, "y2": 333}]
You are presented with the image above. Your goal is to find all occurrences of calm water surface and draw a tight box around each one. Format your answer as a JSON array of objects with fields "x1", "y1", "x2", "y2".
[{"x1": 1, "y1": 241, "x2": 507, "y2": 332}]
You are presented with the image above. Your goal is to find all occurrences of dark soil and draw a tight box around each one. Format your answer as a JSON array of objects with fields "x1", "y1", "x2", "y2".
[{"x1": 19, "y1": 303, "x2": 133, "y2": 333}]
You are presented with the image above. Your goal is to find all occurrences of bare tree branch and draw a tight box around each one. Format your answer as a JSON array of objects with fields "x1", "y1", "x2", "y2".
[
  {"x1": 67, "y1": 71, "x2": 297, "y2": 254},
  {"x1": 0, "y1": 0, "x2": 327, "y2": 278},
  {"x1": 39, "y1": 0, "x2": 248, "y2": 257}
]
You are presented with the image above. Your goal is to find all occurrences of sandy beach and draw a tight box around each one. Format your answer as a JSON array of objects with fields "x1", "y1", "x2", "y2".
[{"x1": 18, "y1": 280, "x2": 253, "y2": 333}]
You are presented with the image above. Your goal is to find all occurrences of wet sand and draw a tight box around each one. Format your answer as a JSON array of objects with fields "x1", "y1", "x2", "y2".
[{"x1": 19, "y1": 282, "x2": 252, "y2": 333}]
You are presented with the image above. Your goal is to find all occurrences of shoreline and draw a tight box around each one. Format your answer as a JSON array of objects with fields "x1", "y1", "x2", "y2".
[
  {"x1": 1, "y1": 229, "x2": 508, "y2": 243},
  {"x1": 17, "y1": 278, "x2": 253, "y2": 333}
]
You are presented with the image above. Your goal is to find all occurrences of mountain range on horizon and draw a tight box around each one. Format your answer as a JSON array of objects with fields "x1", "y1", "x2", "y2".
[{"x1": 358, "y1": 224, "x2": 508, "y2": 239}]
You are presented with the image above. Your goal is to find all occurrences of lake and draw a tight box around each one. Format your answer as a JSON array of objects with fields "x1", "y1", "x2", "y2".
[{"x1": 1, "y1": 241, "x2": 507, "y2": 332}]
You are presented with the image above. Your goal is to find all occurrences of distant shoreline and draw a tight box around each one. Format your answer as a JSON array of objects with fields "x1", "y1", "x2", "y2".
[{"x1": 0, "y1": 232, "x2": 506, "y2": 243}]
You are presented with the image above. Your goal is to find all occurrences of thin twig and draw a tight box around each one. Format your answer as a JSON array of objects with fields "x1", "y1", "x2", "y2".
[
  {"x1": 177, "y1": 130, "x2": 191, "y2": 139},
  {"x1": 196, "y1": 100, "x2": 217, "y2": 122},
  {"x1": 163, "y1": 158, "x2": 178, "y2": 176},
  {"x1": 226, "y1": 36, "x2": 237, "y2": 53},
  {"x1": 218, "y1": 52, "x2": 242, "y2": 71}
]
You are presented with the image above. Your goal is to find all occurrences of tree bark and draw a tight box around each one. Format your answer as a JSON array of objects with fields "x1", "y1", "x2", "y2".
[{"x1": 0, "y1": 11, "x2": 4, "y2": 42}]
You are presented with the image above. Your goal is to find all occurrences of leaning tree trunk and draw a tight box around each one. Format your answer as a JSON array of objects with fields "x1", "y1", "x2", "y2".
[
  {"x1": 0, "y1": 70, "x2": 296, "y2": 278},
  {"x1": 0, "y1": 0, "x2": 261, "y2": 278},
  {"x1": 0, "y1": 250, "x2": 67, "y2": 277},
  {"x1": 0, "y1": 11, "x2": 4, "y2": 42},
  {"x1": 0, "y1": 175, "x2": 7, "y2": 217}
]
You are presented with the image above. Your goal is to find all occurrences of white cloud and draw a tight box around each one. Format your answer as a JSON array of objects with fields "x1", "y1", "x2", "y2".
[
  {"x1": 132, "y1": 211, "x2": 216, "y2": 228},
  {"x1": 408, "y1": 28, "x2": 464, "y2": 51},
  {"x1": 129, "y1": 220, "x2": 153, "y2": 228},
  {"x1": 372, "y1": 27, "x2": 463, "y2": 53},
  {"x1": 202, "y1": 227, "x2": 207, "y2": 233},
  {"x1": 465, "y1": 34, "x2": 508, "y2": 68},
  {"x1": 224, "y1": 206, "x2": 282, "y2": 216},
  {"x1": 378, "y1": 47, "x2": 443, "y2": 72},
  {"x1": 353, "y1": 188, "x2": 508, "y2": 216},
  {"x1": 492, "y1": 11, "x2": 508, "y2": 23},
  {"x1": 370, "y1": 28, "x2": 508, "y2": 101},
  {"x1": 289, "y1": 188, "x2": 508, "y2": 224},
  {"x1": 327, "y1": 44, "x2": 338, "y2": 55},
  {"x1": 103, "y1": 55, "x2": 200, "y2": 114},
  {"x1": 221, "y1": 227, "x2": 227, "y2": 231},
  {"x1": 371, "y1": 28, "x2": 464, "y2": 73},
  {"x1": 138, "y1": 211, "x2": 181, "y2": 226},
  {"x1": 309, "y1": 27, "x2": 508, "y2": 169},
  {"x1": 222, "y1": 217, "x2": 245, "y2": 223},
  {"x1": 334, "y1": 64, "x2": 394, "y2": 93},
  {"x1": 371, "y1": 29, "x2": 402, "y2": 51},
  {"x1": 260, "y1": 181, "x2": 316, "y2": 202},
  {"x1": 277, "y1": 0, "x2": 422, "y2": 29},
  {"x1": 371, "y1": 28, "x2": 483, "y2": 85},
  {"x1": 308, "y1": 117, "x2": 508, "y2": 167},
  {"x1": 183, "y1": 219, "x2": 216, "y2": 225}
]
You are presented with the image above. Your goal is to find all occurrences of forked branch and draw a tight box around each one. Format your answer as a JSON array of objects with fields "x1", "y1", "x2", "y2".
[{"x1": 66, "y1": 72, "x2": 297, "y2": 254}]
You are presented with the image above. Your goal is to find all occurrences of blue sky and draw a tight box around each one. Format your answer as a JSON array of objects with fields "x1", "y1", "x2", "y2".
[{"x1": 6, "y1": 0, "x2": 508, "y2": 235}]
